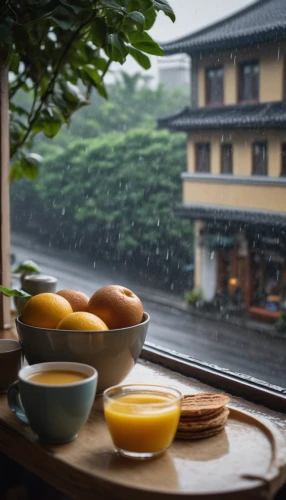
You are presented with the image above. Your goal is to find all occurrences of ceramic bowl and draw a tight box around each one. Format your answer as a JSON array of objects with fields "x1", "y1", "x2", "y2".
[{"x1": 16, "y1": 313, "x2": 150, "y2": 393}]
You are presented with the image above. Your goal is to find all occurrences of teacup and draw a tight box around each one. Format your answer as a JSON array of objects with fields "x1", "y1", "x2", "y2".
[
  {"x1": 0, "y1": 339, "x2": 22, "y2": 393},
  {"x1": 8, "y1": 361, "x2": 97, "y2": 444}
]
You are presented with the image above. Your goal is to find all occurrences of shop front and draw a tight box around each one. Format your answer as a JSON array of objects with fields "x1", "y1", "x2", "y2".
[{"x1": 190, "y1": 210, "x2": 286, "y2": 322}]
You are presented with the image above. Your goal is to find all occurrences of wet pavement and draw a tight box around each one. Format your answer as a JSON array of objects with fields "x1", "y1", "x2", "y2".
[{"x1": 11, "y1": 232, "x2": 286, "y2": 390}]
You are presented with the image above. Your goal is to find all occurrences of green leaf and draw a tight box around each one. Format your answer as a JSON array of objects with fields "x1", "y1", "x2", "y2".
[
  {"x1": 52, "y1": 5, "x2": 77, "y2": 30},
  {"x1": 144, "y1": 8, "x2": 156, "y2": 30},
  {"x1": 60, "y1": 0, "x2": 84, "y2": 14},
  {"x1": 22, "y1": 160, "x2": 40, "y2": 180},
  {"x1": 10, "y1": 120, "x2": 27, "y2": 144},
  {"x1": 93, "y1": 57, "x2": 109, "y2": 72},
  {"x1": 90, "y1": 18, "x2": 107, "y2": 47},
  {"x1": 0, "y1": 286, "x2": 32, "y2": 299},
  {"x1": 127, "y1": 0, "x2": 153, "y2": 11},
  {"x1": 83, "y1": 65, "x2": 101, "y2": 85},
  {"x1": 64, "y1": 82, "x2": 88, "y2": 105},
  {"x1": 96, "y1": 83, "x2": 108, "y2": 99},
  {"x1": 10, "y1": 152, "x2": 41, "y2": 182},
  {"x1": 153, "y1": 0, "x2": 175, "y2": 22},
  {"x1": 128, "y1": 11, "x2": 145, "y2": 25},
  {"x1": 100, "y1": 0, "x2": 125, "y2": 8},
  {"x1": 9, "y1": 54, "x2": 20, "y2": 73},
  {"x1": 9, "y1": 162, "x2": 23, "y2": 182},
  {"x1": 129, "y1": 47, "x2": 151, "y2": 69},
  {"x1": 10, "y1": 103, "x2": 29, "y2": 116},
  {"x1": 32, "y1": 109, "x2": 63, "y2": 138},
  {"x1": 107, "y1": 33, "x2": 128, "y2": 64},
  {"x1": 129, "y1": 32, "x2": 164, "y2": 56},
  {"x1": 108, "y1": 33, "x2": 128, "y2": 57},
  {"x1": 13, "y1": 260, "x2": 41, "y2": 274}
]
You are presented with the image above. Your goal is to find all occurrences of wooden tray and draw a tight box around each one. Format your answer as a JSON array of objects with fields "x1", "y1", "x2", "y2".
[{"x1": 0, "y1": 390, "x2": 285, "y2": 500}]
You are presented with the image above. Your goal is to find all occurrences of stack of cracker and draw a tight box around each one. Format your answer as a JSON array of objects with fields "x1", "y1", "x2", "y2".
[{"x1": 176, "y1": 393, "x2": 230, "y2": 440}]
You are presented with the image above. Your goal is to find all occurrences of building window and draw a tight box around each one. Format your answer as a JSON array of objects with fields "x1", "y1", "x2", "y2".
[
  {"x1": 252, "y1": 142, "x2": 267, "y2": 176},
  {"x1": 281, "y1": 144, "x2": 286, "y2": 176},
  {"x1": 196, "y1": 143, "x2": 210, "y2": 173},
  {"x1": 205, "y1": 67, "x2": 224, "y2": 105},
  {"x1": 221, "y1": 144, "x2": 233, "y2": 174},
  {"x1": 238, "y1": 61, "x2": 259, "y2": 103}
]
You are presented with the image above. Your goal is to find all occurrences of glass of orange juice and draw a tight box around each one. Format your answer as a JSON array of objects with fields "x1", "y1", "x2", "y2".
[{"x1": 103, "y1": 384, "x2": 182, "y2": 459}]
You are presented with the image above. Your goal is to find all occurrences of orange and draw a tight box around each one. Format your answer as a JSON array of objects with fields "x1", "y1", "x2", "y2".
[
  {"x1": 22, "y1": 293, "x2": 73, "y2": 328},
  {"x1": 88, "y1": 285, "x2": 144, "y2": 330},
  {"x1": 56, "y1": 289, "x2": 89, "y2": 312},
  {"x1": 56, "y1": 312, "x2": 108, "y2": 331}
]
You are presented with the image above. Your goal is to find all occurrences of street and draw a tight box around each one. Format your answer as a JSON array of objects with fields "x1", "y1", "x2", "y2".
[{"x1": 11, "y1": 232, "x2": 286, "y2": 389}]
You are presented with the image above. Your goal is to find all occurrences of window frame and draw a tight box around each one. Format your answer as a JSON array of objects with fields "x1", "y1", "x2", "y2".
[
  {"x1": 205, "y1": 66, "x2": 224, "y2": 106},
  {"x1": 252, "y1": 141, "x2": 268, "y2": 176},
  {"x1": 195, "y1": 143, "x2": 211, "y2": 173},
  {"x1": 141, "y1": 343, "x2": 286, "y2": 414},
  {"x1": 221, "y1": 143, "x2": 233, "y2": 174},
  {"x1": 281, "y1": 143, "x2": 286, "y2": 177},
  {"x1": 238, "y1": 60, "x2": 260, "y2": 104},
  {"x1": 2, "y1": 52, "x2": 284, "y2": 421}
]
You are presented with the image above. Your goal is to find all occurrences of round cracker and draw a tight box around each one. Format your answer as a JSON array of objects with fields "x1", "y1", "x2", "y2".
[
  {"x1": 181, "y1": 393, "x2": 230, "y2": 417},
  {"x1": 178, "y1": 407, "x2": 229, "y2": 432},
  {"x1": 176, "y1": 424, "x2": 226, "y2": 440},
  {"x1": 179, "y1": 407, "x2": 224, "y2": 422}
]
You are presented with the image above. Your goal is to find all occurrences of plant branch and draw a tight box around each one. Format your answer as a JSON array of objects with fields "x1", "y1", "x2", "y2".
[{"x1": 12, "y1": 15, "x2": 96, "y2": 155}]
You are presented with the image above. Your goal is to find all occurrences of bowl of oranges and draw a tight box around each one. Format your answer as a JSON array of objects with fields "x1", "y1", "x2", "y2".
[{"x1": 16, "y1": 285, "x2": 150, "y2": 393}]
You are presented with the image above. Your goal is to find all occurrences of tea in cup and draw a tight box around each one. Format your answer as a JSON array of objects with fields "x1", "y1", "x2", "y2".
[
  {"x1": 8, "y1": 361, "x2": 97, "y2": 444},
  {"x1": 0, "y1": 340, "x2": 22, "y2": 393},
  {"x1": 104, "y1": 384, "x2": 182, "y2": 459}
]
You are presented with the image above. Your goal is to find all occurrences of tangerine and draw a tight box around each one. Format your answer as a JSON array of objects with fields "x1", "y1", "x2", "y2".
[
  {"x1": 57, "y1": 311, "x2": 108, "y2": 331},
  {"x1": 22, "y1": 293, "x2": 72, "y2": 328},
  {"x1": 57, "y1": 289, "x2": 89, "y2": 312}
]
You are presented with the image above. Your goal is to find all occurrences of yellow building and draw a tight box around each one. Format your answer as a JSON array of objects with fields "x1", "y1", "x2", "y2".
[{"x1": 159, "y1": 0, "x2": 286, "y2": 318}]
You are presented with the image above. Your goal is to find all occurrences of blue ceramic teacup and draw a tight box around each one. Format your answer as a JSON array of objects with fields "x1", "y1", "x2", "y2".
[{"x1": 8, "y1": 361, "x2": 97, "y2": 444}]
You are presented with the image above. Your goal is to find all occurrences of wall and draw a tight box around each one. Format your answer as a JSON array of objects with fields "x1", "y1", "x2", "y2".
[
  {"x1": 187, "y1": 130, "x2": 286, "y2": 177},
  {"x1": 183, "y1": 181, "x2": 286, "y2": 213},
  {"x1": 197, "y1": 42, "x2": 286, "y2": 107}
]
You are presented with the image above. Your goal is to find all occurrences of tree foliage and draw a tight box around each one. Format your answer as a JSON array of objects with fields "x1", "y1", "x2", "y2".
[
  {"x1": 11, "y1": 71, "x2": 192, "y2": 291},
  {"x1": 11, "y1": 128, "x2": 192, "y2": 291},
  {"x1": 33, "y1": 71, "x2": 189, "y2": 143},
  {"x1": 0, "y1": 0, "x2": 175, "y2": 180}
]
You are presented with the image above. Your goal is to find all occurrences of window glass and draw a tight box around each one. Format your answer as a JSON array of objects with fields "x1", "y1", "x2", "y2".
[
  {"x1": 206, "y1": 67, "x2": 224, "y2": 105},
  {"x1": 10, "y1": 0, "x2": 286, "y2": 393},
  {"x1": 221, "y1": 144, "x2": 233, "y2": 174},
  {"x1": 239, "y1": 61, "x2": 259, "y2": 102},
  {"x1": 252, "y1": 142, "x2": 268, "y2": 175},
  {"x1": 196, "y1": 144, "x2": 210, "y2": 173}
]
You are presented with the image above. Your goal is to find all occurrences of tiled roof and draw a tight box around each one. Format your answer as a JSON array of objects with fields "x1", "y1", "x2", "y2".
[
  {"x1": 163, "y1": 0, "x2": 286, "y2": 55},
  {"x1": 157, "y1": 102, "x2": 286, "y2": 131},
  {"x1": 175, "y1": 203, "x2": 286, "y2": 229}
]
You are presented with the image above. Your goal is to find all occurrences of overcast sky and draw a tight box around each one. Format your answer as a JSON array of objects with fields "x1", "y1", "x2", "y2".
[{"x1": 110, "y1": 0, "x2": 256, "y2": 82}]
